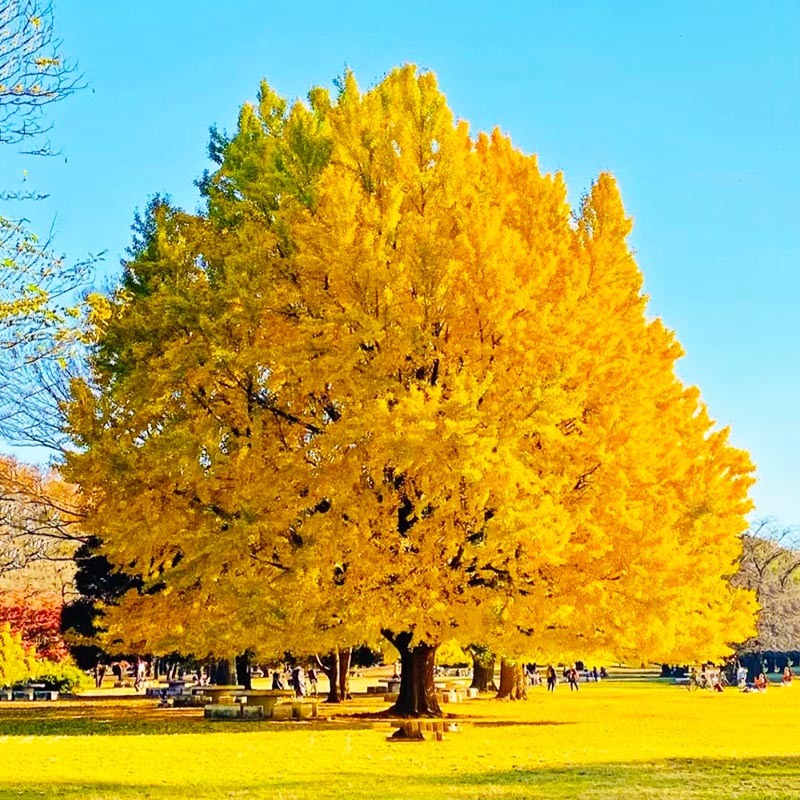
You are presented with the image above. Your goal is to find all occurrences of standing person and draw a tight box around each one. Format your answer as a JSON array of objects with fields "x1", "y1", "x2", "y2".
[
  {"x1": 94, "y1": 661, "x2": 107, "y2": 689},
  {"x1": 546, "y1": 665, "x2": 557, "y2": 692},
  {"x1": 134, "y1": 658, "x2": 146, "y2": 692},
  {"x1": 291, "y1": 666, "x2": 306, "y2": 698},
  {"x1": 568, "y1": 666, "x2": 580, "y2": 692},
  {"x1": 307, "y1": 667, "x2": 318, "y2": 695},
  {"x1": 271, "y1": 670, "x2": 285, "y2": 690}
]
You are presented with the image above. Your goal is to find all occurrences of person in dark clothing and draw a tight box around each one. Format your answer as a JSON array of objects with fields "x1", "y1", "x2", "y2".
[
  {"x1": 546, "y1": 665, "x2": 557, "y2": 692},
  {"x1": 568, "y1": 666, "x2": 580, "y2": 691},
  {"x1": 271, "y1": 671, "x2": 285, "y2": 690},
  {"x1": 307, "y1": 667, "x2": 318, "y2": 695},
  {"x1": 290, "y1": 666, "x2": 306, "y2": 698}
]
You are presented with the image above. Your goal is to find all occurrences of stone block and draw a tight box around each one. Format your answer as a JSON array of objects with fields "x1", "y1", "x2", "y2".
[
  {"x1": 271, "y1": 702, "x2": 293, "y2": 720},
  {"x1": 292, "y1": 701, "x2": 317, "y2": 719},
  {"x1": 204, "y1": 703, "x2": 241, "y2": 719}
]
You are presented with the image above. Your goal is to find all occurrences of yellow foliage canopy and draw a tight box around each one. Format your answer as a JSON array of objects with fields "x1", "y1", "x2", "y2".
[{"x1": 65, "y1": 66, "x2": 756, "y2": 664}]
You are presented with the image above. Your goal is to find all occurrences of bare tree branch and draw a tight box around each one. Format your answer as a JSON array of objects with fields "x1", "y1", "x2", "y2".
[{"x1": 0, "y1": 1, "x2": 84, "y2": 151}]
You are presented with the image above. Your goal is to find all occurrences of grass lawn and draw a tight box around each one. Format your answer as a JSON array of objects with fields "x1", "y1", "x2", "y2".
[{"x1": 0, "y1": 679, "x2": 799, "y2": 798}]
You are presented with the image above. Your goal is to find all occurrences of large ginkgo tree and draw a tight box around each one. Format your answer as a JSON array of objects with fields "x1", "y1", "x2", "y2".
[{"x1": 65, "y1": 66, "x2": 756, "y2": 716}]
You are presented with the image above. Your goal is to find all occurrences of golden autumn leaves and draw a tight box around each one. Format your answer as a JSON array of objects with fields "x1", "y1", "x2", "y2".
[{"x1": 64, "y1": 66, "x2": 757, "y2": 665}]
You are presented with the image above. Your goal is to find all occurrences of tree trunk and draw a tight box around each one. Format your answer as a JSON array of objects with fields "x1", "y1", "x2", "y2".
[
  {"x1": 210, "y1": 656, "x2": 237, "y2": 685},
  {"x1": 235, "y1": 652, "x2": 252, "y2": 690},
  {"x1": 470, "y1": 655, "x2": 496, "y2": 692},
  {"x1": 496, "y1": 659, "x2": 527, "y2": 700},
  {"x1": 318, "y1": 650, "x2": 342, "y2": 703},
  {"x1": 383, "y1": 630, "x2": 441, "y2": 717},
  {"x1": 338, "y1": 647, "x2": 352, "y2": 700}
]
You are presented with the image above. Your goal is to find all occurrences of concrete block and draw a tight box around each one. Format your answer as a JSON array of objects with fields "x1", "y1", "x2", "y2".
[
  {"x1": 271, "y1": 703, "x2": 293, "y2": 720},
  {"x1": 240, "y1": 705, "x2": 264, "y2": 719},
  {"x1": 204, "y1": 703, "x2": 241, "y2": 719},
  {"x1": 292, "y1": 701, "x2": 317, "y2": 719}
]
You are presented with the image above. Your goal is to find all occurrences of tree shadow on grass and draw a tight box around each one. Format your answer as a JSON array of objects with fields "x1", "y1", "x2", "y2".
[
  {"x1": 416, "y1": 756, "x2": 800, "y2": 800},
  {"x1": 0, "y1": 701, "x2": 396, "y2": 736},
  {"x1": 2, "y1": 758, "x2": 800, "y2": 800}
]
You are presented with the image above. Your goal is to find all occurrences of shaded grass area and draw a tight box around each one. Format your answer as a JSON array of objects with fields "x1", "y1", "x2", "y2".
[
  {"x1": 0, "y1": 699, "x2": 382, "y2": 736},
  {"x1": 2, "y1": 758, "x2": 800, "y2": 800},
  {"x1": 1, "y1": 683, "x2": 799, "y2": 798}
]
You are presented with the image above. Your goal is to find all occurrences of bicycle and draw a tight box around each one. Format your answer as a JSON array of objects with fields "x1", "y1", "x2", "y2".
[
  {"x1": 687, "y1": 669, "x2": 726, "y2": 692},
  {"x1": 686, "y1": 671, "x2": 713, "y2": 691}
]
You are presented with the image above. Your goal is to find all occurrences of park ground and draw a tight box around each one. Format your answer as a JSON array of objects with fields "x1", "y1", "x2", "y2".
[{"x1": 0, "y1": 671, "x2": 799, "y2": 799}]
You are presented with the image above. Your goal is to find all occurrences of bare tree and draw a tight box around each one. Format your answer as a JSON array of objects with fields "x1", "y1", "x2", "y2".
[
  {"x1": 0, "y1": 3, "x2": 92, "y2": 587},
  {"x1": 733, "y1": 519, "x2": 800, "y2": 653},
  {"x1": 0, "y1": 454, "x2": 84, "y2": 576},
  {"x1": 1, "y1": 1, "x2": 93, "y2": 451}
]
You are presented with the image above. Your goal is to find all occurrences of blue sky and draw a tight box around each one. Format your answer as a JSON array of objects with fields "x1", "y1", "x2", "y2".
[{"x1": 3, "y1": 0, "x2": 799, "y2": 525}]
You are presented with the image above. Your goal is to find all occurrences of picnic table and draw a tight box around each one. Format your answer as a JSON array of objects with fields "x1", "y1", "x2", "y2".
[{"x1": 199, "y1": 685, "x2": 244, "y2": 703}]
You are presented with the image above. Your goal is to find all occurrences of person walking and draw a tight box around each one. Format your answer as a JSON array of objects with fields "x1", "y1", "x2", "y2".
[
  {"x1": 568, "y1": 666, "x2": 580, "y2": 691},
  {"x1": 290, "y1": 666, "x2": 306, "y2": 698},
  {"x1": 134, "y1": 658, "x2": 146, "y2": 692},
  {"x1": 546, "y1": 665, "x2": 557, "y2": 692}
]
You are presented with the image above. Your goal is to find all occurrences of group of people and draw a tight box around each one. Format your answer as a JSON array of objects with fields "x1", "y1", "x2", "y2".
[
  {"x1": 733, "y1": 663, "x2": 794, "y2": 692},
  {"x1": 543, "y1": 664, "x2": 607, "y2": 691},
  {"x1": 93, "y1": 658, "x2": 149, "y2": 690},
  {"x1": 271, "y1": 666, "x2": 318, "y2": 698}
]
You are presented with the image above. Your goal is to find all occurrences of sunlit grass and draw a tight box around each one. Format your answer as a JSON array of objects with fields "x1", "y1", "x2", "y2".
[{"x1": 1, "y1": 680, "x2": 799, "y2": 798}]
